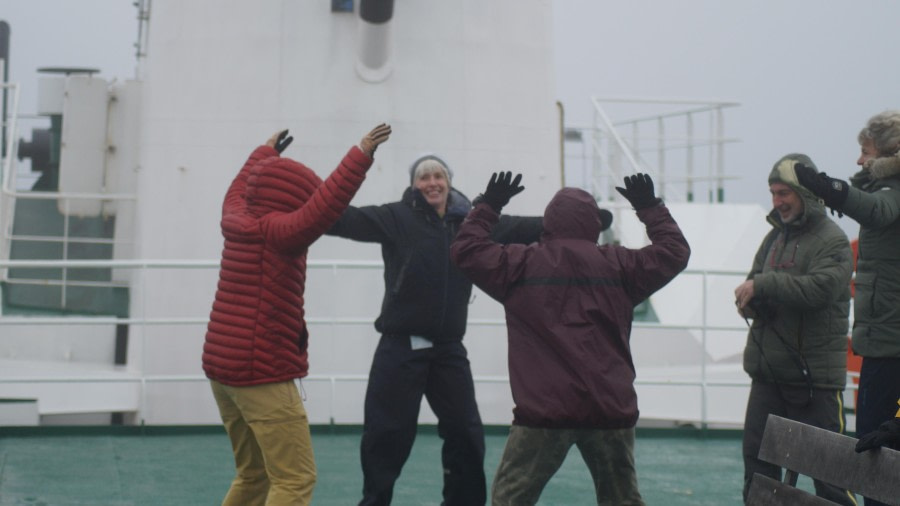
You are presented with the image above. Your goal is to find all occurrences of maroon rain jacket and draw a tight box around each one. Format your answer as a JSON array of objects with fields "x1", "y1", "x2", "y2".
[
  {"x1": 450, "y1": 188, "x2": 690, "y2": 428},
  {"x1": 203, "y1": 143, "x2": 373, "y2": 387}
]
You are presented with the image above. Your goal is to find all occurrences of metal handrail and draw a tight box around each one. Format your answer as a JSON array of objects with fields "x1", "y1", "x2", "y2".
[
  {"x1": 0, "y1": 82, "x2": 20, "y2": 191},
  {"x1": 0, "y1": 259, "x2": 859, "y2": 428},
  {"x1": 0, "y1": 92, "x2": 140, "y2": 306},
  {"x1": 0, "y1": 259, "x2": 747, "y2": 425},
  {"x1": 587, "y1": 96, "x2": 740, "y2": 205}
]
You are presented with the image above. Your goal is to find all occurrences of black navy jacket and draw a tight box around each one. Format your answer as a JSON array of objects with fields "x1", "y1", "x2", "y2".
[{"x1": 327, "y1": 187, "x2": 542, "y2": 343}]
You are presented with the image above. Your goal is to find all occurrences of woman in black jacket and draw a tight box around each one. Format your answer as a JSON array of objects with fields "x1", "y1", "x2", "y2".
[{"x1": 327, "y1": 154, "x2": 541, "y2": 506}]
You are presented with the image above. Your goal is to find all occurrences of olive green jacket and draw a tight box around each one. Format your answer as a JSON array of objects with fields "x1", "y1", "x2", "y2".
[
  {"x1": 842, "y1": 160, "x2": 900, "y2": 358},
  {"x1": 743, "y1": 196, "x2": 853, "y2": 389}
]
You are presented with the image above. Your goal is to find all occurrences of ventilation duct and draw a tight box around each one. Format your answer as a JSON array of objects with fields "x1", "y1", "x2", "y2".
[{"x1": 356, "y1": 0, "x2": 394, "y2": 82}]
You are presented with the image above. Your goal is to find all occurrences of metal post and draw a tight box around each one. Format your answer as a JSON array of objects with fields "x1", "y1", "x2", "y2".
[
  {"x1": 61, "y1": 199, "x2": 70, "y2": 307},
  {"x1": 708, "y1": 113, "x2": 715, "y2": 203},
  {"x1": 631, "y1": 121, "x2": 639, "y2": 166},
  {"x1": 0, "y1": 21, "x2": 9, "y2": 160},
  {"x1": 701, "y1": 271, "x2": 709, "y2": 431},
  {"x1": 717, "y1": 107, "x2": 725, "y2": 202},
  {"x1": 686, "y1": 113, "x2": 694, "y2": 202},
  {"x1": 657, "y1": 117, "x2": 665, "y2": 200}
]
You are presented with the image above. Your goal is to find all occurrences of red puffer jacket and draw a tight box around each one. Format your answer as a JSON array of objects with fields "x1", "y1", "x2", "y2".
[
  {"x1": 451, "y1": 188, "x2": 690, "y2": 429},
  {"x1": 202, "y1": 144, "x2": 372, "y2": 386}
]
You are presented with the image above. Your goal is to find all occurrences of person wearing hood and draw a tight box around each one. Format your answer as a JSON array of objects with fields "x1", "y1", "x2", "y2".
[
  {"x1": 325, "y1": 155, "x2": 542, "y2": 506},
  {"x1": 202, "y1": 124, "x2": 391, "y2": 506},
  {"x1": 450, "y1": 172, "x2": 690, "y2": 506},
  {"x1": 794, "y1": 111, "x2": 900, "y2": 506},
  {"x1": 734, "y1": 154, "x2": 856, "y2": 505}
]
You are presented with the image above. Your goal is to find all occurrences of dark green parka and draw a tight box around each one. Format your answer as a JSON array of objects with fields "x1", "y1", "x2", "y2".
[
  {"x1": 743, "y1": 155, "x2": 853, "y2": 389},
  {"x1": 841, "y1": 156, "x2": 900, "y2": 358}
]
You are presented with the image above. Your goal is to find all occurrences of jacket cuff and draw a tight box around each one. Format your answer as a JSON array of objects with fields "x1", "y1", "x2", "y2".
[
  {"x1": 752, "y1": 272, "x2": 771, "y2": 298},
  {"x1": 257, "y1": 145, "x2": 279, "y2": 157},
  {"x1": 345, "y1": 145, "x2": 374, "y2": 175},
  {"x1": 471, "y1": 201, "x2": 500, "y2": 221}
]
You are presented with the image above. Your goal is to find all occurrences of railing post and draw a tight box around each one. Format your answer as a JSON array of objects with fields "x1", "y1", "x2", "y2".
[
  {"x1": 686, "y1": 112, "x2": 694, "y2": 202},
  {"x1": 701, "y1": 270, "x2": 709, "y2": 431},
  {"x1": 139, "y1": 260, "x2": 147, "y2": 425},
  {"x1": 657, "y1": 117, "x2": 665, "y2": 200},
  {"x1": 61, "y1": 198, "x2": 70, "y2": 307},
  {"x1": 716, "y1": 106, "x2": 725, "y2": 203}
]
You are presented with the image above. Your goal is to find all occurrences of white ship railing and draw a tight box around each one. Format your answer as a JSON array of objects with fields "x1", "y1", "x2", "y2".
[
  {"x1": 0, "y1": 82, "x2": 21, "y2": 190},
  {"x1": 0, "y1": 81, "x2": 139, "y2": 292},
  {"x1": 0, "y1": 258, "x2": 860, "y2": 429},
  {"x1": 566, "y1": 96, "x2": 740, "y2": 206}
]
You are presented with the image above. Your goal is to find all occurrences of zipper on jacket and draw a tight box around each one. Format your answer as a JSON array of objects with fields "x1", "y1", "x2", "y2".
[{"x1": 438, "y1": 218, "x2": 450, "y2": 329}]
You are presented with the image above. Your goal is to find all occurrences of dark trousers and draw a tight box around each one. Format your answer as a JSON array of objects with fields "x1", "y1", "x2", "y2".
[
  {"x1": 856, "y1": 357, "x2": 900, "y2": 506},
  {"x1": 358, "y1": 335, "x2": 486, "y2": 506},
  {"x1": 742, "y1": 381, "x2": 858, "y2": 506}
]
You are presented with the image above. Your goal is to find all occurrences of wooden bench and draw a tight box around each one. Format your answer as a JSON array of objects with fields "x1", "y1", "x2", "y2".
[{"x1": 746, "y1": 414, "x2": 900, "y2": 505}]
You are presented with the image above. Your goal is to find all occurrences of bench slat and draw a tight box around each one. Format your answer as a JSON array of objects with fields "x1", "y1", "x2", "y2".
[
  {"x1": 747, "y1": 474, "x2": 837, "y2": 506},
  {"x1": 758, "y1": 414, "x2": 900, "y2": 505}
]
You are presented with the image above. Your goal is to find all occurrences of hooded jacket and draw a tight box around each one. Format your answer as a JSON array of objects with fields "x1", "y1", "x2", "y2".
[
  {"x1": 326, "y1": 186, "x2": 542, "y2": 342},
  {"x1": 450, "y1": 188, "x2": 690, "y2": 429},
  {"x1": 202, "y1": 144, "x2": 373, "y2": 386},
  {"x1": 742, "y1": 156, "x2": 852, "y2": 389},
  {"x1": 840, "y1": 156, "x2": 900, "y2": 358}
]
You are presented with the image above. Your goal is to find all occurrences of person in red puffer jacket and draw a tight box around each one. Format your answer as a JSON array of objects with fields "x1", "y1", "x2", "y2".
[{"x1": 203, "y1": 124, "x2": 390, "y2": 506}]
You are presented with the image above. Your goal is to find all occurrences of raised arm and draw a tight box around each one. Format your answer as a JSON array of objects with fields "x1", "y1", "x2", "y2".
[
  {"x1": 796, "y1": 162, "x2": 900, "y2": 227},
  {"x1": 614, "y1": 174, "x2": 691, "y2": 304},
  {"x1": 452, "y1": 172, "x2": 529, "y2": 301},
  {"x1": 262, "y1": 124, "x2": 392, "y2": 252}
]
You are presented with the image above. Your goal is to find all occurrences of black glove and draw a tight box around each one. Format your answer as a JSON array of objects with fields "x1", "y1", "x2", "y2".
[
  {"x1": 855, "y1": 418, "x2": 900, "y2": 452},
  {"x1": 274, "y1": 130, "x2": 294, "y2": 154},
  {"x1": 615, "y1": 173, "x2": 661, "y2": 210},
  {"x1": 475, "y1": 171, "x2": 524, "y2": 213},
  {"x1": 794, "y1": 163, "x2": 849, "y2": 210}
]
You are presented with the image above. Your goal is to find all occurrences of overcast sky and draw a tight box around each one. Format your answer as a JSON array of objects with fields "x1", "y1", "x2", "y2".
[{"x1": 4, "y1": 0, "x2": 898, "y2": 233}]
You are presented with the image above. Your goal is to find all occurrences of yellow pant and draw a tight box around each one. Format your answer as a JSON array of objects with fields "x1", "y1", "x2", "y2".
[{"x1": 210, "y1": 380, "x2": 316, "y2": 506}]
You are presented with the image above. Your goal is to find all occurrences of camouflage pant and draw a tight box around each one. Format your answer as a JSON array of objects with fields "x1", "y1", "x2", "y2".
[{"x1": 491, "y1": 425, "x2": 644, "y2": 506}]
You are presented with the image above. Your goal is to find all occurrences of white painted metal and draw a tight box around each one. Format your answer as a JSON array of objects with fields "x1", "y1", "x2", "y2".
[
  {"x1": 0, "y1": 81, "x2": 18, "y2": 276},
  {"x1": 122, "y1": 0, "x2": 559, "y2": 426},
  {"x1": 57, "y1": 75, "x2": 108, "y2": 216},
  {"x1": 0, "y1": 399, "x2": 38, "y2": 426},
  {"x1": 36, "y1": 76, "x2": 65, "y2": 115},
  {"x1": 1, "y1": 1, "x2": 845, "y2": 432},
  {"x1": 587, "y1": 96, "x2": 740, "y2": 205}
]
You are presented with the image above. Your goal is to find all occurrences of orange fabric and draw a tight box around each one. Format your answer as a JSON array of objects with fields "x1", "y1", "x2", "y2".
[{"x1": 847, "y1": 239, "x2": 859, "y2": 408}]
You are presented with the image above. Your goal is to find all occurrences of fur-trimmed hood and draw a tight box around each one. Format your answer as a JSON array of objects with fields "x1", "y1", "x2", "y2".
[{"x1": 864, "y1": 154, "x2": 900, "y2": 180}]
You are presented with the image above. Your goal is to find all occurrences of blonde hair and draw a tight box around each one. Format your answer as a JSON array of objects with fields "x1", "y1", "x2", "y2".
[
  {"x1": 858, "y1": 110, "x2": 900, "y2": 157},
  {"x1": 411, "y1": 159, "x2": 450, "y2": 186}
]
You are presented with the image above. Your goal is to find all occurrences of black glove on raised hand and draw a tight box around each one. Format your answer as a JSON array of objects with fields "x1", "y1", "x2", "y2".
[
  {"x1": 274, "y1": 130, "x2": 294, "y2": 154},
  {"x1": 615, "y1": 173, "x2": 661, "y2": 210},
  {"x1": 475, "y1": 171, "x2": 524, "y2": 213},
  {"x1": 794, "y1": 163, "x2": 849, "y2": 210},
  {"x1": 855, "y1": 418, "x2": 900, "y2": 453}
]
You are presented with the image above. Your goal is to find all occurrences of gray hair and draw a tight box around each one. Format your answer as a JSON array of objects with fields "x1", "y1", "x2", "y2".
[{"x1": 858, "y1": 110, "x2": 900, "y2": 156}]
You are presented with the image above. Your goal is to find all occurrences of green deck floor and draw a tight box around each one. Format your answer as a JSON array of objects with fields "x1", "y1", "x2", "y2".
[{"x1": 0, "y1": 425, "x2": 828, "y2": 505}]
